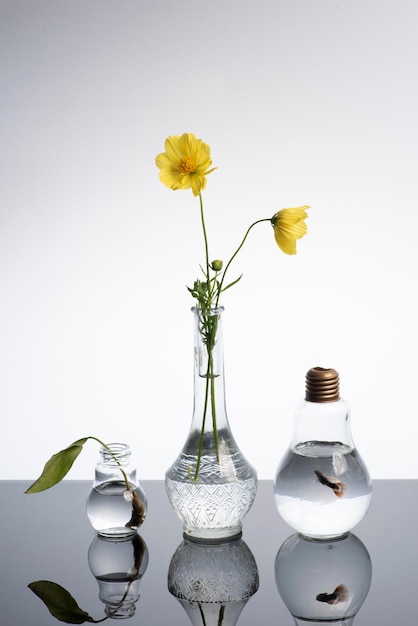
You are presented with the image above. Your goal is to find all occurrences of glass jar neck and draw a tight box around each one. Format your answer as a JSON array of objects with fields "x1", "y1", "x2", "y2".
[
  {"x1": 191, "y1": 306, "x2": 229, "y2": 433},
  {"x1": 291, "y1": 399, "x2": 354, "y2": 448},
  {"x1": 291, "y1": 368, "x2": 354, "y2": 448},
  {"x1": 95, "y1": 443, "x2": 137, "y2": 487},
  {"x1": 100, "y1": 443, "x2": 132, "y2": 468}
]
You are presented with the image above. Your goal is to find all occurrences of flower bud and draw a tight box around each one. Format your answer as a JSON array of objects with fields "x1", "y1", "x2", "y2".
[{"x1": 211, "y1": 259, "x2": 223, "y2": 271}]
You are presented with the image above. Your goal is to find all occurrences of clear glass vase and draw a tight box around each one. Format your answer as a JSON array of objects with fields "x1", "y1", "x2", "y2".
[
  {"x1": 274, "y1": 367, "x2": 372, "y2": 538},
  {"x1": 86, "y1": 443, "x2": 147, "y2": 537},
  {"x1": 165, "y1": 306, "x2": 258, "y2": 542}
]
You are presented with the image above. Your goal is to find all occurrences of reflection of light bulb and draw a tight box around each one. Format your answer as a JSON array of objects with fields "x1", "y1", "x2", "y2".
[
  {"x1": 168, "y1": 536, "x2": 259, "y2": 626},
  {"x1": 275, "y1": 532, "x2": 372, "y2": 626},
  {"x1": 88, "y1": 533, "x2": 149, "y2": 619}
]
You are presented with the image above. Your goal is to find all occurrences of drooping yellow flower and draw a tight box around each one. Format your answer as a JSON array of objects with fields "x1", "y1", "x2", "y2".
[
  {"x1": 271, "y1": 206, "x2": 309, "y2": 255},
  {"x1": 155, "y1": 133, "x2": 216, "y2": 196}
]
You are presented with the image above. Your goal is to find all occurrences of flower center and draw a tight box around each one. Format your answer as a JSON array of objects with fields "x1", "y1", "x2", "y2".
[{"x1": 179, "y1": 156, "x2": 196, "y2": 174}]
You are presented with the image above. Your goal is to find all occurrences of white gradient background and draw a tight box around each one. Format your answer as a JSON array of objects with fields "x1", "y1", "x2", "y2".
[{"x1": 1, "y1": 0, "x2": 417, "y2": 481}]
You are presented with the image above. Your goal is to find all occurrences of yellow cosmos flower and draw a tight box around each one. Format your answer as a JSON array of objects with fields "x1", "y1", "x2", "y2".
[
  {"x1": 155, "y1": 133, "x2": 216, "y2": 196},
  {"x1": 271, "y1": 206, "x2": 309, "y2": 255}
]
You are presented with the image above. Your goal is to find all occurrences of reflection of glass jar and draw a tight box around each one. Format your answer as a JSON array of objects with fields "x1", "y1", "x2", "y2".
[
  {"x1": 274, "y1": 368, "x2": 372, "y2": 538},
  {"x1": 88, "y1": 532, "x2": 149, "y2": 619},
  {"x1": 168, "y1": 535, "x2": 259, "y2": 626},
  {"x1": 86, "y1": 443, "x2": 147, "y2": 537},
  {"x1": 275, "y1": 532, "x2": 372, "y2": 625}
]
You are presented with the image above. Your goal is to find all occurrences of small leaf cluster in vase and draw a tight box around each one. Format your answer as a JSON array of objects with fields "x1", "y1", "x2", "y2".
[
  {"x1": 155, "y1": 132, "x2": 310, "y2": 477},
  {"x1": 25, "y1": 437, "x2": 145, "y2": 529}
]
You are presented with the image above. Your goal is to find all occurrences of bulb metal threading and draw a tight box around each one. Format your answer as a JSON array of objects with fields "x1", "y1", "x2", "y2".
[{"x1": 305, "y1": 367, "x2": 340, "y2": 403}]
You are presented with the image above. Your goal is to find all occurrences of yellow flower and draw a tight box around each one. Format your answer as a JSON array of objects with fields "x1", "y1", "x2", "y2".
[
  {"x1": 155, "y1": 133, "x2": 216, "y2": 196},
  {"x1": 271, "y1": 206, "x2": 309, "y2": 255}
]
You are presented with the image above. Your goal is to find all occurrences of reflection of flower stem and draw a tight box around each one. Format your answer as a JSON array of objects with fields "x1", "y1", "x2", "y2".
[
  {"x1": 198, "y1": 603, "x2": 207, "y2": 626},
  {"x1": 197, "y1": 603, "x2": 225, "y2": 626}
]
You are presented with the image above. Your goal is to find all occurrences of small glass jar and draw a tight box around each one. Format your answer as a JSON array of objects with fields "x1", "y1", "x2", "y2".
[{"x1": 86, "y1": 443, "x2": 147, "y2": 537}]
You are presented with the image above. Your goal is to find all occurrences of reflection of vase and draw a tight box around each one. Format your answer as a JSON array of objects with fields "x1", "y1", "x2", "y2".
[
  {"x1": 86, "y1": 443, "x2": 147, "y2": 537},
  {"x1": 275, "y1": 532, "x2": 372, "y2": 625},
  {"x1": 88, "y1": 532, "x2": 149, "y2": 619},
  {"x1": 165, "y1": 307, "x2": 258, "y2": 541},
  {"x1": 168, "y1": 535, "x2": 259, "y2": 626}
]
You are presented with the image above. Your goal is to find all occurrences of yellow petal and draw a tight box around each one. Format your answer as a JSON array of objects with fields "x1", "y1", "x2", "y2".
[
  {"x1": 272, "y1": 206, "x2": 309, "y2": 255},
  {"x1": 155, "y1": 133, "x2": 216, "y2": 194}
]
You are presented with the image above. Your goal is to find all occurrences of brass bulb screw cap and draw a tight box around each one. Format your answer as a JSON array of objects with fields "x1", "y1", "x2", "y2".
[{"x1": 305, "y1": 367, "x2": 340, "y2": 403}]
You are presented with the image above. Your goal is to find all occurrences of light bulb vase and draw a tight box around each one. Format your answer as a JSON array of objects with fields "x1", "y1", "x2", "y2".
[{"x1": 274, "y1": 367, "x2": 372, "y2": 539}]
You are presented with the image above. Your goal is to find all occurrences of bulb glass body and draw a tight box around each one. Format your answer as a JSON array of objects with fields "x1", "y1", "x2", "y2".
[{"x1": 274, "y1": 368, "x2": 372, "y2": 538}]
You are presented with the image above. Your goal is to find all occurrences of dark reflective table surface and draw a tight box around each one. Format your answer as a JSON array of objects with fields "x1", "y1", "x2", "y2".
[{"x1": 1, "y1": 479, "x2": 417, "y2": 624}]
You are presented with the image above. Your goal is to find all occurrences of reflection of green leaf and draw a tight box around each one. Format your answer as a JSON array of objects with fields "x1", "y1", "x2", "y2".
[
  {"x1": 28, "y1": 580, "x2": 94, "y2": 623},
  {"x1": 25, "y1": 438, "x2": 88, "y2": 494}
]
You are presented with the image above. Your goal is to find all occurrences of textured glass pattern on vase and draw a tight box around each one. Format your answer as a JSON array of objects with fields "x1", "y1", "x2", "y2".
[
  {"x1": 168, "y1": 536, "x2": 259, "y2": 626},
  {"x1": 275, "y1": 532, "x2": 372, "y2": 623},
  {"x1": 165, "y1": 307, "x2": 257, "y2": 540}
]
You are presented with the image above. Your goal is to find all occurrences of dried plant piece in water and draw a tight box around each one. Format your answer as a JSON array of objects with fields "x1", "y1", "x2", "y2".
[
  {"x1": 124, "y1": 491, "x2": 146, "y2": 529},
  {"x1": 316, "y1": 584, "x2": 349, "y2": 605},
  {"x1": 314, "y1": 470, "x2": 346, "y2": 497}
]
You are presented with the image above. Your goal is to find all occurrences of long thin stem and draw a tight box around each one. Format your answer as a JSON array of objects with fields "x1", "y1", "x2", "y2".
[
  {"x1": 193, "y1": 357, "x2": 211, "y2": 481},
  {"x1": 193, "y1": 312, "x2": 220, "y2": 480},
  {"x1": 215, "y1": 218, "x2": 271, "y2": 306},
  {"x1": 209, "y1": 351, "x2": 219, "y2": 461},
  {"x1": 199, "y1": 192, "x2": 211, "y2": 301}
]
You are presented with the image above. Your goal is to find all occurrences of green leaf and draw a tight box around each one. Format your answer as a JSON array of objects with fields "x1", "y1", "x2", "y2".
[
  {"x1": 25, "y1": 438, "x2": 88, "y2": 494},
  {"x1": 28, "y1": 580, "x2": 94, "y2": 623},
  {"x1": 220, "y1": 274, "x2": 243, "y2": 292}
]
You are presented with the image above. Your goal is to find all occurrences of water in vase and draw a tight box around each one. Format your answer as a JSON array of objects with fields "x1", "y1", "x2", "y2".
[{"x1": 274, "y1": 441, "x2": 372, "y2": 538}]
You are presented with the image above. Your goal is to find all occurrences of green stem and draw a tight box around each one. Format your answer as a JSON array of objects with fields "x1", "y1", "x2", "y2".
[
  {"x1": 209, "y1": 350, "x2": 219, "y2": 462},
  {"x1": 199, "y1": 192, "x2": 212, "y2": 302},
  {"x1": 88, "y1": 436, "x2": 131, "y2": 491},
  {"x1": 215, "y1": 218, "x2": 271, "y2": 306},
  {"x1": 193, "y1": 359, "x2": 211, "y2": 481},
  {"x1": 193, "y1": 312, "x2": 220, "y2": 480}
]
